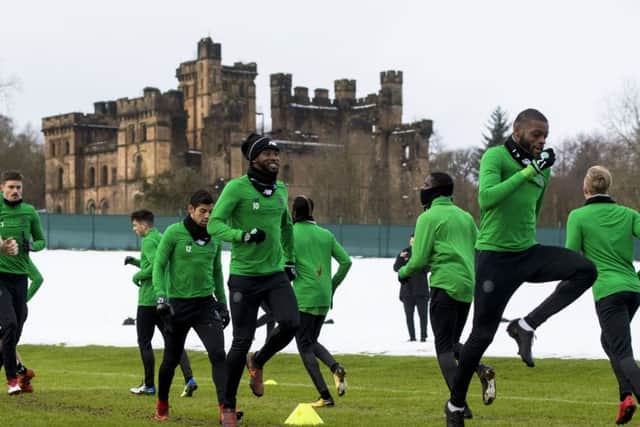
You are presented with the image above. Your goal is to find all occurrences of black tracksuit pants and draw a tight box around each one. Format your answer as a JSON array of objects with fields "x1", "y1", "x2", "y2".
[
  {"x1": 451, "y1": 244, "x2": 596, "y2": 407},
  {"x1": 136, "y1": 306, "x2": 193, "y2": 388},
  {"x1": 402, "y1": 296, "x2": 429, "y2": 341},
  {"x1": 158, "y1": 296, "x2": 226, "y2": 403},
  {"x1": 223, "y1": 272, "x2": 300, "y2": 409},
  {"x1": 596, "y1": 291, "x2": 640, "y2": 401},
  {"x1": 295, "y1": 311, "x2": 339, "y2": 399},
  {"x1": 0, "y1": 273, "x2": 28, "y2": 381}
]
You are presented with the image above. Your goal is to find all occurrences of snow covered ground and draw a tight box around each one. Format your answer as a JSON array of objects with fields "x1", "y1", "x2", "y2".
[{"x1": 21, "y1": 250, "x2": 640, "y2": 360}]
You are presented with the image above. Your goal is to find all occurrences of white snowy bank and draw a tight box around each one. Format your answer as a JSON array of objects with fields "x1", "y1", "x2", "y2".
[{"x1": 21, "y1": 250, "x2": 640, "y2": 360}]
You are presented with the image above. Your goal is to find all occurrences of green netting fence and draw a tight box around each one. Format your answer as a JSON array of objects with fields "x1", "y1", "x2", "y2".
[{"x1": 40, "y1": 214, "x2": 640, "y2": 259}]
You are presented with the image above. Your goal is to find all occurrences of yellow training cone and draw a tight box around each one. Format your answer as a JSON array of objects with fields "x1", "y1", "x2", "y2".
[
  {"x1": 284, "y1": 403, "x2": 324, "y2": 426},
  {"x1": 264, "y1": 379, "x2": 278, "y2": 385}
]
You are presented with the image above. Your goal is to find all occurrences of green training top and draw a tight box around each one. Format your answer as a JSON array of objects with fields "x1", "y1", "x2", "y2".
[
  {"x1": 207, "y1": 176, "x2": 294, "y2": 276},
  {"x1": 398, "y1": 197, "x2": 477, "y2": 303},
  {"x1": 26, "y1": 259, "x2": 43, "y2": 302},
  {"x1": 153, "y1": 222, "x2": 226, "y2": 303},
  {"x1": 0, "y1": 199, "x2": 46, "y2": 275},
  {"x1": 292, "y1": 221, "x2": 352, "y2": 316},
  {"x1": 132, "y1": 228, "x2": 162, "y2": 306},
  {"x1": 565, "y1": 200, "x2": 640, "y2": 301},
  {"x1": 475, "y1": 146, "x2": 550, "y2": 252}
]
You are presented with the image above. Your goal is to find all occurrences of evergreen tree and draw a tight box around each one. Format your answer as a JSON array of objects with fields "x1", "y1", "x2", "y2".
[{"x1": 472, "y1": 106, "x2": 511, "y2": 180}]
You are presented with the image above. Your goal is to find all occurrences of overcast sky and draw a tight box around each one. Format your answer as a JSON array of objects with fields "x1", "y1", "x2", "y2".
[{"x1": 1, "y1": 0, "x2": 639, "y2": 149}]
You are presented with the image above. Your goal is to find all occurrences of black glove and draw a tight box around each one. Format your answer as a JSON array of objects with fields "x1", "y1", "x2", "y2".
[
  {"x1": 284, "y1": 262, "x2": 297, "y2": 282},
  {"x1": 531, "y1": 148, "x2": 555, "y2": 173},
  {"x1": 243, "y1": 228, "x2": 266, "y2": 244},
  {"x1": 124, "y1": 256, "x2": 136, "y2": 266},
  {"x1": 213, "y1": 301, "x2": 230, "y2": 329},
  {"x1": 156, "y1": 296, "x2": 174, "y2": 317}
]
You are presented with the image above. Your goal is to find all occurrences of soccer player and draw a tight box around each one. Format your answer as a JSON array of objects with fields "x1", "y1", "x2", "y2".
[
  {"x1": 565, "y1": 166, "x2": 640, "y2": 425},
  {"x1": 444, "y1": 110, "x2": 597, "y2": 426},
  {"x1": 208, "y1": 133, "x2": 299, "y2": 426},
  {"x1": 0, "y1": 170, "x2": 46, "y2": 395},
  {"x1": 393, "y1": 233, "x2": 429, "y2": 342},
  {"x1": 152, "y1": 190, "x2": 229, "y2": 422},
  {"x1": 125, "y1": 209, "x2": 197, "y2": 397},
  {"x1": 290, "y1": 195, "x2": 352, "y2": 408},
  {"x1": 398, "y1": 172, "x2": 495, "y2": 420}
]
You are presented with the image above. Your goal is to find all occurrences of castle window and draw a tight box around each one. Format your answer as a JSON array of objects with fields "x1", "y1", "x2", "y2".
[
  {"x1": 101, "y1": 165, "x2": 108, "y2": 186},
  {"x1": 55, "y1": 205, "x2": 62, "y2": 214},
  {"x1": 129, "y1": 125, "x2": 136, "y2": 144},
  {"x1": 140, "y1": 123, "x2": 147, "y2": 142},
  {"x1": 88, "y1": 166, "x2": 96, "y2": 187},
  {"x1": 134, "y1": 153, "x2": 143, "y2": 179},
  {"x1": 65, "y1": 141, "x2": 70, "y2": 155},
  {"x1": 111, "y1": 167, "x2": 117, "y2": 184},
  {"x1": 50, "y1": 142, "x2": 56, "y2": 158},
  {"x1": 87, "y1": 200, "x2": 96, "y2": 215},
  {"x1": 283, "y1": 165, "x2": 292, "y2": 183},
  {"x1": 57, "y1": 167, "x2": 64, "y2": 190},
  {"x1": 100, "y1": 199, "x2": 109, "y2": 215}
]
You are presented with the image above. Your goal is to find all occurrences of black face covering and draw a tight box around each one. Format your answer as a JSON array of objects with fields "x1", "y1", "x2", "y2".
[
  {"x1": 247, "y1": 166, "x2": 277, "y2": 197},
  {"x1": 420, "y1": 186, "x2": 452, "y2": 210},
  {"x1": 3, "y1": 198, "x2": 23, "y2": 207},
  {"x1": 504, "y1": 135, "x2": 535, "y2": 169},
  {"x1": 183, "y1": 215, "x2": 211, "y2": 246}
]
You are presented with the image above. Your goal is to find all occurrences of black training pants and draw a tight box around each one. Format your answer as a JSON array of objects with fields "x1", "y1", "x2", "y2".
[
  {"x1": 430, "y1": 287, "x2": 470, "y2": 390},
  {"x1": 295, "y1": 311, "x2": 338, "y2": 398},
  {"x1": 223, "y1": 272, "x2": 300, "y2": 409},
  {"x1": 136, "y1": 305, "x2": 193, "y2": 388},
  {"x1": 0, "y1": 273, "x2": 28, "y2": 381},
  {"x1": 451, "y1": 245, "x2": 596, "y2": 407},
  {"x1": 158, "y1": 296, "x2": 226, "y2": 403},
  {"x1": 402, "y1": 296, "x2": 429, "y2": 340},
  {"x1": 596, "y1": 291, "x2": 640, "y2": 401}
]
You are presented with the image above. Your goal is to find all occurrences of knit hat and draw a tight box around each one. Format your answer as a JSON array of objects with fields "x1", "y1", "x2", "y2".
[
  {"x1": 292, "y1": 196, "x2": 314, "y2": 223},
  {"x1": 241, "y1": 133, "x2": 279, "y2": 161}
]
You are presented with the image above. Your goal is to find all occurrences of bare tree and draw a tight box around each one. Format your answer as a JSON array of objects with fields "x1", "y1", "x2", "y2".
[{"x1": 604, "y1": 80, "x2": 640, "y2": 147}]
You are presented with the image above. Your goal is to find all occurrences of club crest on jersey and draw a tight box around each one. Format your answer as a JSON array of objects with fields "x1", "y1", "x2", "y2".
[
  {"x1": 252, "y1": 200, "x2": 260, "y2": 210},
  {"x1": 185, "y1": 244, "x2": 192, "y2": 253}
]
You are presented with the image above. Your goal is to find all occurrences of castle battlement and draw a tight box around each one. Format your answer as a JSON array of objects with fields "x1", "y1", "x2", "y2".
[
  {"x1": 115, "y1": 88, "x2": 184, "y2": 118},
  {"x1": 380, "y1": 70, "x2": 403, "y2": 84}
]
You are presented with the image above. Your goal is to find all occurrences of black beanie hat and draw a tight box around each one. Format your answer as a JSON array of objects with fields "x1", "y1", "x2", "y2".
[
  {"x1": 241, "y1": 133, "x2": 279, "y2": 161},
  {"x1": 292, "y1": 196, "x2": 314, "y2": 223}
]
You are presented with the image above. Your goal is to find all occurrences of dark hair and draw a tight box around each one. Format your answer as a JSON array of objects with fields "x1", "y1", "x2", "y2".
[
  {"x1": 514, "y1": 109, "x2": 548, "y2": 129},
  {"x1": 130, "y1": 209, "x2": 154, "y2": 225},
  {"x1": 189, "y1": 189, "x2": 214, "y2": 207},
  {"x1": 1, "y1": 170, "x2": 23, "y2": 183},
  {"x1": 429, "y1": 172, "x2": 454, "y2": 196}
]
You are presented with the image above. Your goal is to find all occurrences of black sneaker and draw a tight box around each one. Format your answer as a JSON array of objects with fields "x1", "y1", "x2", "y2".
[
  {"x1": 444, "y1": 401, "x2": 465, "y2": 427},
  {"x1": 476, "y1": 364, "x2": 496, "y2": 405},
  {"x1": 506, "y1": 319, "x2": 535, "y2": 367},
  {"x1": 463, "y1": 404, "x2": 473, "y2": 419}
]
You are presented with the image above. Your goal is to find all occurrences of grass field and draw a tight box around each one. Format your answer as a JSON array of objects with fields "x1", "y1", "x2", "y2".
[{"x1": 0, "y1": 345, "x2": 626, "y2": 426}]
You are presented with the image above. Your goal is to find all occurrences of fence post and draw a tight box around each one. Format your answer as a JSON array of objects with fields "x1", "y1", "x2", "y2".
[
  {"x1": 91, "y1": 212, "x2": 96, "y2": 250},
  {"x1": 338, "y1": 216, "x2": 343, "y2": 244},
  {"x1": 377, "y1": 218, "x2": 382, "y2": 257}
]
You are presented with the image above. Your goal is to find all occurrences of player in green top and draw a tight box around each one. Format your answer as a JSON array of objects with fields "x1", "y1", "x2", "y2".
[
  {"x1": 0, "y1": 170, "x2": 45, "y2": 395},
  {"x1": 125, "y1": 209, "x2": 196, "y2": 398},
  {"x1": 208, "y1": 133, "x2": 299, "y2": 426},
  {"x1": 290, "y1": 196, "x2": 352, "y2": 408},
  {"x1": 151, "y1": 190, "x2": 230, "y2": 423},
  {"x1": 565, "y1": 166, "x2": 640, "y2": 425},
  {"x1": 445, "y1": 110, "x2": 597, "y2": 427},
  {"x1": 399, "y1": 172, "x2": 495, "y2": 420}
]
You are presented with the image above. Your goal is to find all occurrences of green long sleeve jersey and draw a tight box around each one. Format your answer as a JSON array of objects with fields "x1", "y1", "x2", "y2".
[
  {"x1": 398, "y1": 197, "x2": 477, "y2": 303},
  {"x1": 293, "y1": 221, "x2": 352, "y2": 316},
  {"x1": 0, "y1": 199, "x2": 46, "y2": 275},
  {"x1": 476, "y1": 146, "x2": 550, "y2": 252},
  {"x1": 565, "y1": 201, "x2": 640, "y2": 301},
  {"x1": 207, "y1": 176, "x2": 294, "y2": 276},
  {"x1": 152, "y1": 222, "x2": 226, "y2": 303},
  {"x1": 134, "y1": 228, "x2": 162, "y2": 306}
]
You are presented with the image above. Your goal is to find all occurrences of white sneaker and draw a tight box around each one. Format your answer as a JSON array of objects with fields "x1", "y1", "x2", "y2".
[
  {"x1": 7, "y1": 380, "x2": 21, "y2": 395},
  {"x1": 130, "y1": 384, "x2": 156, "y2": 395}
]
